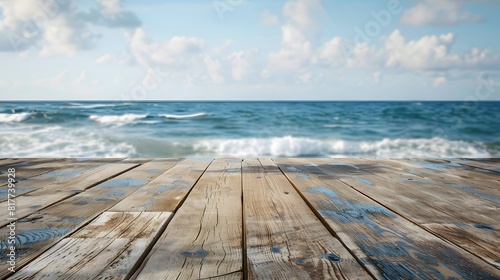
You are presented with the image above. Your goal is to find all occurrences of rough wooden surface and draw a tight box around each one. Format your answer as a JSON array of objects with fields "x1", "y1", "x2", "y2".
[
  {"x1": 9, "y1": 212, "x2": 172, "y2": 280},
  {"x1": 243, "y1": 158, "x2": 371, "y2": 280},
  {"x1": 133, "y1": 159, "x2": 243, "y2": 280},
  {"x1": 0, "y1": 158, "x2": 499, "y2": 280}
]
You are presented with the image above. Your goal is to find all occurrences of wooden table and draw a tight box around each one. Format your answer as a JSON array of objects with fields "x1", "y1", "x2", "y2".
[{"x1": 1, "y1": 158, "x2": 499, "y2": 279}]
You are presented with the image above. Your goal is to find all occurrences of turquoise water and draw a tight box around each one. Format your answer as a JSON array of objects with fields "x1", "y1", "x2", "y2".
[{"x1": 0, "y1": 101, "x2": 499, "y2": 158}]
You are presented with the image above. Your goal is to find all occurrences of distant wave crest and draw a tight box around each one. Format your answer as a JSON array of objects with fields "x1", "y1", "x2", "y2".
[
  {"x1": 0, "y1": 113, "x2": 32, "y2": 123},
  {"x1": 68, "y1": 103, "x2": 133, "y2": 109},
  {"x1": 159, "y1": 113, "x2": 208, "y2": 119},
  {"x1": 89, "y1": 114, "x2": 148, "y2": 124}
]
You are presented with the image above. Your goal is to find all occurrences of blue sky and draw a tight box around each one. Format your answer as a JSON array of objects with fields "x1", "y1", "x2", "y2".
[{"x1": 0, "y1": 0, "x2": 499, "y2": 100}]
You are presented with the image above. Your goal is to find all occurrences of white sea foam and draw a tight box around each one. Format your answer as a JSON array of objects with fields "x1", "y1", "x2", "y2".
[
  {"x1": 191, "y1": 136, "x2": 496, "y2": 158},
  {"x1": 89, "y1": 114, "x2": 148, "y2": 124},
  {"x1": 0, "y1": 113, "x2": 32, "y2": 123},
  {"x1": 159, "y1": 113, "x2": 208, "y2": 119},
  {"x1": 323, "y1": 124, "x2": 342, "y2": 128},
  {"x1": 68, "y1": 103, "x2": 133, "y2": 109},
  {"x1": 0, "y1": 125, "x2": 136, "y2": 157}
]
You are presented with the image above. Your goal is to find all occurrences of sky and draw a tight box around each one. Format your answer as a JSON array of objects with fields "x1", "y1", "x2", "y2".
[{"x1": 0, "y1": 0, "x2": 499, "y2": 101}]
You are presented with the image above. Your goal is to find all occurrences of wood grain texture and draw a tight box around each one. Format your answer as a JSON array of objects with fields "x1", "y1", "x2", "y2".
[
  {"x1": 0, "y1": 163, "x2": 139, "y2": 227},
  {"x1": 133, "y1": 159, "x2": 243, "y2": 280},
  {"x1": 244, "y1": 158, "x2": 371, "y2": 280},
  {"x1": 0, "y1": 159, "x2": 36, "y2": 168},
  {"x1": 274, "y1": 158, "x2": 500, "y2": 279},
  {"x1": 302, "y1": 158, "x2": 500, "y2": 268},
  {"x1": 379, "y1": 158, "x2": 500, "y2": 205},
  {"x1": 449, "y1": 158, "x2": 500, "y2": 173},
  {"x1": 9, "y1": 212, "x2": 172, "y2": 280},
  {"x1": 110, "y1": 158, "x2": 212, "y2": 212},
  {"x1": 0, "y1": 158, "x2": 125, "y2": 202},
  {"x1": 0, "y1": 160, "x2": 179, "y2": 279}
]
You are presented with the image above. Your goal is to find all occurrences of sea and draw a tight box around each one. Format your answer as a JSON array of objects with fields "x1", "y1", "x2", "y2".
[{"x1": 0, "y1": 101, "x2": 499, "y2": 158}]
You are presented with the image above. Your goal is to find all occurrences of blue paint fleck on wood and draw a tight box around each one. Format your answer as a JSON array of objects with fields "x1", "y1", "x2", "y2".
[
  {"x1": 399, "y1": 178, "x2": 434, "y2": 185},
  {"x1": 298, "y1": 173, "x2": 310, "y2": 179},
  {"x1": 411, "y1": 160, "x2": 461, "y2": 171},
  {"x1": 180, "y1": 250, "x2": 209, "y2": 257},
  {"x1": 97, "y1": 178, "x2": 148, "y2": 188},
  {"x1": 38, "y1": 170, "x2": 84, "y2": 178},
  {"x1": 295, "y1": 259, "x2": 305, "y2": 265},
  {"x1": 0, "y1": 227, "x2": 70, "y2": 254},
  {"x1": 106, "y1": 190, "x2": 127, "y2": 197},
  {"x1": 144, "y1": 169, "x2": 164, "y2": 173},
  {"x1": 474, "y1": 224, "x2": 495, "y2": 230},
  {"x1": 73, "y1": 198, "x2": 92, "y2": 205},
  {"x1": 96, "y1": 197, "x2": 115, "y2": 202},
  {"x1": 0, "y1": 187, "x2": 37, "y2": 200},
  {"x1": 271, "y1": 246, "x2": 281, "y2": 254},
  {"x1": 309, "y1": 187, "x2": 394, "y2": 225},
  {"x1": 324, "y1": 253, "x2": 340, "y2": 262},
  {"x1": 286, "y1": 166, "x2": 301, "y2": 172},
  {"x1": 328, "y1": 162, "x2": 359, "y2": 169},
  {"x1": 447, "y1": 184, "x2": 500, "y2": 204},
  {"x1": 355, "y1": 178, "x2": 374, "y2": 186}
]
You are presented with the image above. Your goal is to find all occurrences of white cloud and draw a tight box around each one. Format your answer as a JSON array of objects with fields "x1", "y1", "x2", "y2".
[
  {"x1": 95, "y1": 53, "x2": 112, "y2": 64},
  {"x1": 316, "y1": 29, "x2": 500, "y2": 72},
  {"x1": 0, "y1": 1, "x2": 97, "y2": 56},
  {"x1": 81, "y1": 0, "x2": 141, "y2": 28},
  {"x1": 265, "y1": 0, "x2": 324, "y2": 74},
  {"x1": 212, "y1": 39, "x2": 233, "y2": 55},
  {"x1": 228, "y1": 49, "x2": 258, "y2": 81},
  {"x1": 401, "y1": 0, "x2": 483, "y2": 26},
  {"x1": 127, "y1": 28, "x2": 204, "y2": 67},
  {"x1": 97, "y1": 0, "x2": 121, "y2": 15},
  {"x1": 203, "y1": 54, "x2": 224, "y2": 84},
  {"x1": 315, "y1": 37, "x2": 345, "y2": 67},
  {"x1": 0, "y1": 0, "x2": 139, "y2": 56},
  {"x1": 433, "y1": 76, "x2": 447, "y2": 87},
  {"x1": 260, "y1": 10, "x2": 279, "y2": 26}
]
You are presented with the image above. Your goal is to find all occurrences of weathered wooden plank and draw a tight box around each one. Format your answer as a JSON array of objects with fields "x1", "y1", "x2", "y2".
[
  {"x1": 0, "y1": 159, "x2": 179, "y2": 279},
  {"x1": 0, "y1": 159, "x2": 33, "y2": 168},
  {"x1": 10, "y1": 212, "x2": 172, "y2": 280},
  {"x1": 0, "y1": 158, "x2": 125, "y2": 201},
  {"x1": 243, "y1": 158, "x2": 371, "y2": 280},
  {"x1": 380, "y1": 158, "x2": 500, "y2": 205},
  {"x1": 133, "y1": 159, "x2": 243, "y2": 280},
  {"x1": 404, "y1": 158, "x2": 500, "y2": 185},
  {"x1": 0, "y1": 163, "x2": 138, "y2": 227},
  {"x1": 451, "y1": 158, "x2": 500, "y2": 173},
  {"x1": 304, "y1": 158, "x2": 500, "y2": 268},
  {"x1": 109, "y1": 158, "x2": 212, "y2": 212},
  {"x1": 274, "y1": 158, "x2": 500, "y2": 279}
]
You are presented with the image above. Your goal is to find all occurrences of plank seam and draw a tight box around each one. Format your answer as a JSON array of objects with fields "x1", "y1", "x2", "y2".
[
  {"x1": 271, "y1": 159, "x2": 377, "y2": 280},
  {"x1": 240, "y1": 159, "x2": 248, "y2": 280},
  {"x1": 128, "y1": 159, "x2": 215, "y2": 279},
  {"x1": 120, "y1": 213, "x2": 175, "y2": 280},
  {"x1": 339, "y1": 178, "x2": 500, "y2": 271}
]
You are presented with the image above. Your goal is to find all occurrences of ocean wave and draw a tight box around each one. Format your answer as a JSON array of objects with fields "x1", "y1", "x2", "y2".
[
  {"x1": 323, "y1": 124, "x2": 342, "y2": 128},
  {"x1": 191, "y1": 136, "x2": 497, "y2": 158},
  {"x1": 68, "y1": 103, "x2": 133, "y2": 109},
  {"x1": 159, "y1": 113, "x2": 208, "y2": 119},
  {"x1": 89, "y1": 114, "x2": 148, "y2": 124},
  {"x1": 0, "y1": 112, "x2": 32, "y2": 123},
  {"x1": 0, "y1": 125, "x2": 136, "y2": 157}
]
